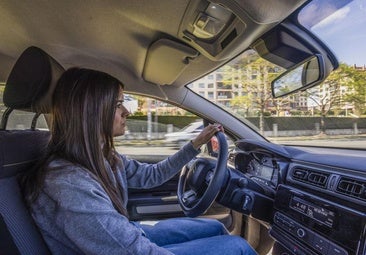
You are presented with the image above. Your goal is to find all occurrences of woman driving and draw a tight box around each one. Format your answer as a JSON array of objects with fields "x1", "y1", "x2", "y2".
[{"x1": 22, "y1": 67, "x2": 256, "y2": 255}]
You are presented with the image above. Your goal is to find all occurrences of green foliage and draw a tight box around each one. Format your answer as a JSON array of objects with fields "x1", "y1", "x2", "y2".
[
  {"x1": 132, "y1": 111, "x2": 144, "y2": 116},
  {"x1": 289, "y1": 110, "x2": 303, "y2": 116},
  {"x1": 327, "y1": 110, "x2": 335, "y2": 115},
  {"x1": 127, "y1": 115, "x2": 201, "y2": 129},
  {"x1": 246, "y1": 116, "x2": 366, "y2": 131},
  {"x1": 342, "y1": 64, "x2": 366, "y2": 115},
  {"x1": 230, "y1": 95, "x2": 252, "y2": 110}
]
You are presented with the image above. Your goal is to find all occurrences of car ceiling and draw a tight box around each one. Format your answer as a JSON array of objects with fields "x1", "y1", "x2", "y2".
[{"x1": 0, "y1": 0, "x2": 307, "y2": 96}]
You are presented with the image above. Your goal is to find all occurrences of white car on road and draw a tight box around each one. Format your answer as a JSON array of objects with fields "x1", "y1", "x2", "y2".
[{"x1": 164, "y1": 121, "x2": 203, "y2": 146}]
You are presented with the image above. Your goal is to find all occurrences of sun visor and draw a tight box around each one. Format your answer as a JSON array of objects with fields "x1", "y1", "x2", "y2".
[{"x1": 143, "y1": 39, "x2": 198, "y2": 85}]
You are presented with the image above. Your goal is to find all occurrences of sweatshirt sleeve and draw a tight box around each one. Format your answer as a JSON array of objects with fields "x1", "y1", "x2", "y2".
[
  {"x1": 122, "y1": 141, "x2": 200, "y2": 189},
  {"x1": 33, "y1": 167, "x2": 174, "y2": 255}
]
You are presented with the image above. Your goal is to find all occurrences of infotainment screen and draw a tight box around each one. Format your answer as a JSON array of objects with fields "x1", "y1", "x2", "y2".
[{"x1": 290, "y1": 196, "x2": 335, "y2": 227}]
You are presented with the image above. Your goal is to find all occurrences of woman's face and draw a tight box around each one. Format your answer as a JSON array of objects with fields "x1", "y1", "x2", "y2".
[{"x1": 113, "y1": 89, "x2": 130, "y2": 137}]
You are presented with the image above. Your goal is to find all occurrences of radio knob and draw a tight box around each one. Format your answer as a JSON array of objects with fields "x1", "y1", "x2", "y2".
[{"x1": 297, "y1": 228, "x2": 306, "y2": 238}]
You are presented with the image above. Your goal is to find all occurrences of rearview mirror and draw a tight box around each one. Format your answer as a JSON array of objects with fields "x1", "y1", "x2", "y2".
[{"x1": 271, "y1": 55, "x2": 324, "y2": 98}]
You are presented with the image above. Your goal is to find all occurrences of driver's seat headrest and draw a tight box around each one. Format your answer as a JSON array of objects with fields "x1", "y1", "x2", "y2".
[{"x1": 3, "y1": 46, "x2": 65, "y2": 113}]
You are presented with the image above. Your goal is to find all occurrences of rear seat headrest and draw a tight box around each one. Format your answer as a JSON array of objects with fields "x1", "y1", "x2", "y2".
[{"x1": 3, "y1": 46, "x2": 65, "y2": 113}]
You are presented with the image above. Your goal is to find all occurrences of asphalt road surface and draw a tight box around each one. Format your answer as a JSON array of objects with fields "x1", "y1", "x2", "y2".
[{"x1": 116, "y1": 137, "x2": 365, "y2": 156}]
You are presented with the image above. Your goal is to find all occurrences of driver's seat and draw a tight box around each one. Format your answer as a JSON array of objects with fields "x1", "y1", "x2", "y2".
[{"x1": 0, "y1": 46, "x2": 64, "y2": 254}]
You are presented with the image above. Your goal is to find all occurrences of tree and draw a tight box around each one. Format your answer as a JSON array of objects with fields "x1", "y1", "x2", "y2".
[
  {"x1": 305, "y1": 63, "x2": 348, "y2": 133},
  {"x1": 343, "y1": 65, "x2": 366, "y2": 116},
  {"x1": 272, "y1": 95, "x2": 294, "y2": 116},
  {"x1": 222, "y1": 51, "x2": 282, "y2": 134},
  {"x1": 230, "y1": 95, "x2": 252, "y2": 117}
]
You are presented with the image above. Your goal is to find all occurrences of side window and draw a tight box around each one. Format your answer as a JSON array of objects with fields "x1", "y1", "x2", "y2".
[
  {"x1": 0, "y1": 83, "x2": 49, "y2": 130},
  {"x1": 114, "y1": 95, "x2": 206, "y2": 157}
]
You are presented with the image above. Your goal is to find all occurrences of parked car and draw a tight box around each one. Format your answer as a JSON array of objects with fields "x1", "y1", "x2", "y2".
[
  {"x1": 0, "y1": 0, "x2": 365, "y2": 255},
  {"x1": 164, "y1": 121, "x2": 203, "y2": 146}
]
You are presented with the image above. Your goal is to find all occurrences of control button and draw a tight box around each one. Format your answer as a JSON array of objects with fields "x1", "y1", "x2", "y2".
[
  {"x1": 285, "y1": 223, "x2": 296, "y2": 233},
  {"x1": 292, "y1": 246, "x2": 306, "y2": 255},
  {"x1": 242, "y1": 195, "x2": 252, "y2": 210},
  {"x1": 296, "y1": 228, "x2": 306, "y2": 238},
  {"x1": 328, "y1": 245, "x2": 348, "y2": 255},
  {"x1": 312, "y1": 237, "x2": 329, "y2": 253},
  {"x1": 195, "y1": 16, "x2": 207, "y2": 29}
]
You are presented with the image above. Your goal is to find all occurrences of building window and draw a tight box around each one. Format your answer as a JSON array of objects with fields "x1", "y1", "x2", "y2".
[{"x1": 216, "y1": 73, "x2": 223, "y2": 81}]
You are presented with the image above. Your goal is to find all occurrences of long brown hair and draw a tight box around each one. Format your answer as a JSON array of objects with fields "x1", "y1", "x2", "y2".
[{"x1": 23, "y1": 67, "x2": 127, "y2": 216}]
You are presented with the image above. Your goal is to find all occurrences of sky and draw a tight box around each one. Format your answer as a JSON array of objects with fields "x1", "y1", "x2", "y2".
[{"x1": 299, "y1": 0, "x2": 366, "y2": 66}]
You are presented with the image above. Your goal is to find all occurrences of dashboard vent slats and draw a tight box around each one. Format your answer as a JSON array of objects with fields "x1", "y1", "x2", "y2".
[
  {"x1": 291, "y1": 168, "x2": 329, "y2": 188},
  {"x1": 336, "y1": 178, "x2": 366, "y2": 201},
  {"x1": 290, "y1": 165, "x2": 366, "y2": 204}
]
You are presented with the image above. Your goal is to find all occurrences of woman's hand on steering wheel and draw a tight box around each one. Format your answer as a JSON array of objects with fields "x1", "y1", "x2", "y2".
[{"x1": 191, "y1": 123, "x2": 223, "y2": 150}]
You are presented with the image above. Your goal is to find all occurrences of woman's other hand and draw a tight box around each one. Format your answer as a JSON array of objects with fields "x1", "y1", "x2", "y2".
[{"x1": 191, "y1": 123, "x2": 223, "y2": 150}]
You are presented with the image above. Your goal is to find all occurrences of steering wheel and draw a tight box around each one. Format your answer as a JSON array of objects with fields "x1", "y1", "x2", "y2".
[{"x1": 178, "y1": 131, "x2": 228, "y2": 217}]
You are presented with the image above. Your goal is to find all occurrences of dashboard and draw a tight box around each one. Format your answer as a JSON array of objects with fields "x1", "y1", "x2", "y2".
[
  {"x1": 234, "y1": 151, "x2": 279, "y2": 187},
  {"x1": 221, "y1": 139, "x2": 366, "y2": 255}
]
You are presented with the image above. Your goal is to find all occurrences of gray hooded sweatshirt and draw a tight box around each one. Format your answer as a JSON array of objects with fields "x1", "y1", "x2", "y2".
[{"x1": 30, "y1": 142, "x2": 199, "y2": 255}]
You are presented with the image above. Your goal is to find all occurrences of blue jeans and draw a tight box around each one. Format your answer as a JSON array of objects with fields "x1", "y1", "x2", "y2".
[{"x1": 137, "y1": 218, "x2": 257, "y2": 255}]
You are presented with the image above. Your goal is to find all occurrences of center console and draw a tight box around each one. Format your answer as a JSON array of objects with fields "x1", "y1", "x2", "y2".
[{"x1": 270, "y1": 185, "x2": 366, "y2": 255}]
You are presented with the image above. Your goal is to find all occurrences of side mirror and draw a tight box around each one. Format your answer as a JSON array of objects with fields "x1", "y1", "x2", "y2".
[{"x1": 271, "y1": 55, "x2": 325, "y2": 98}]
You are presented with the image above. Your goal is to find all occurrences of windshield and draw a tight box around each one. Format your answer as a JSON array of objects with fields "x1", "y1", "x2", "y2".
[{"x1": 188, "y1": 0, "x2": 366, "y2": 149}]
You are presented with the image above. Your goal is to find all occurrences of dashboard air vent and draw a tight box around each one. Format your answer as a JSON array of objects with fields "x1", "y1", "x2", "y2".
[
  {"x1": 336, "y1": 177, "x2": 366, "y2": 201},
  {"x1": 291, "y1": 167, "x2": 329, "y2": 188}
]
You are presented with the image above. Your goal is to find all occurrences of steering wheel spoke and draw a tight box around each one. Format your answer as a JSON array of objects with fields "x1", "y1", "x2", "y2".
[
  {"x1": 204, "y1": 170, "x2": 214, "y2": 185},
  {"x1": 182, "y1": 190, "x2": 199, "y2": 206}
]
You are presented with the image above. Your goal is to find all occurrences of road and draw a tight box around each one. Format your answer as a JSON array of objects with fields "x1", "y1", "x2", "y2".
[
  {"x1": 116, "y1": 137, "x2": 366, "y2": 156},
  {"x1": 116, "y1": 145, "x2": 179, "y2": 156}
]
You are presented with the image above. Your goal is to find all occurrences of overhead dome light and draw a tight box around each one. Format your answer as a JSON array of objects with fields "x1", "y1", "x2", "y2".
[{"x1": 193, "y1": 3, "x2": 232, "y2": 39}]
